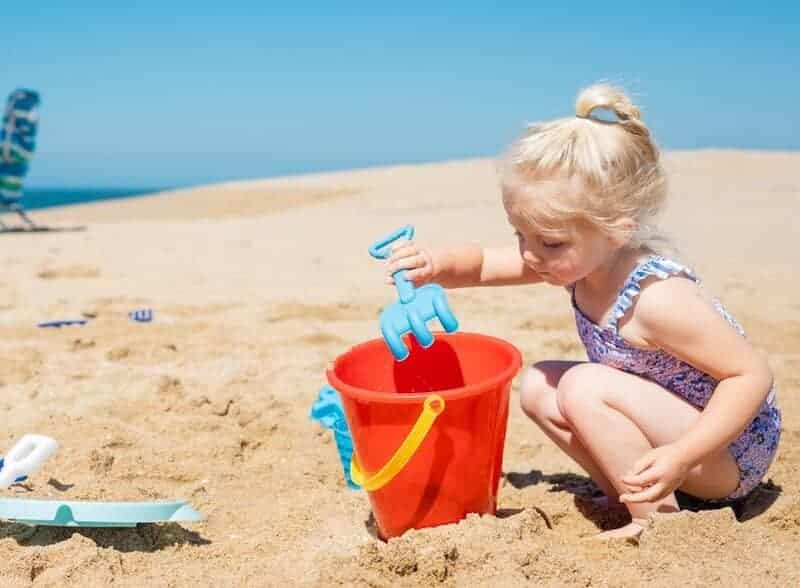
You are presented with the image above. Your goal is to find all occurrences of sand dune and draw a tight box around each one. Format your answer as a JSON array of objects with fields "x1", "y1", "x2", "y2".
[{"x1": 0, "y1": 151, "x2": 798, "y2": 586}]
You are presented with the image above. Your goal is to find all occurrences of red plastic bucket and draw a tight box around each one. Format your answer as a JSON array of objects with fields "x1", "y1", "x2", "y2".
[{"x1": 326, "y1": 332, "x2": 521, "y2": 539}]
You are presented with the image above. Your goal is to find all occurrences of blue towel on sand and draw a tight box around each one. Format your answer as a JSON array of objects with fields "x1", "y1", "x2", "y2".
[{"x1": 310, "y1": 385, "x2": 360, "y2": 489}]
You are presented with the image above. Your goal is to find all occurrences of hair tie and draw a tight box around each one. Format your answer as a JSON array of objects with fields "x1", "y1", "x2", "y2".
[{"x1": 576, "y1": 107, "x2": 628, "y2": 124}]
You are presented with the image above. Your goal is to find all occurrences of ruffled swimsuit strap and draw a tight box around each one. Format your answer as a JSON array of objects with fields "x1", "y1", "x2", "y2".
[{"x1": 607, "y1": 255, "x2": 698, "y2": 333}]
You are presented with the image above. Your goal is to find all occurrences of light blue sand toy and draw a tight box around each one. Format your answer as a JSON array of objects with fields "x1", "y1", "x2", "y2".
[
  {"x1": 0, "y1": 434, "x2": 204, "y2": 528},
  {"x1": 310, "y1": 385, "x2": 359, "y2": 490},
  {"x1": 0, "y1": 498, "x2": 203, "y2": 528},
  {"x1": 369, "y1": 225, "x2": 459, "y2": 361},
  {"x1": 129, "y1": 308, "x2": 153, "y2": 323}
]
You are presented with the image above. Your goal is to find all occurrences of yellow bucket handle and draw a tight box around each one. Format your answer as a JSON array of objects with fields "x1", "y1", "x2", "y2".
[{"x1": 350, "y1": 394, "x2": 445, "y2": 492}]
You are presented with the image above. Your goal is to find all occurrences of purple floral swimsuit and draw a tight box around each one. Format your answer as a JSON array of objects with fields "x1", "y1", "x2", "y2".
[{"x1": 571, "y1": 255, "x2": 781, "y2": 500}]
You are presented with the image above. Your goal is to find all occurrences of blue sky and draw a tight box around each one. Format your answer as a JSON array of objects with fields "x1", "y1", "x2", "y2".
[{"x1": 4, "y1": 2, "x2": 799, "y2": 188}]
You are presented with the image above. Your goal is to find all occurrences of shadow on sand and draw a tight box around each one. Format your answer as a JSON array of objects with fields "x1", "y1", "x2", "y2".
[
  {"x1": 0, "y1": 522, "x2": 211, "y2": 553},
  {"x1": 504, "y1": 468, "x2": 783, "y2": 530}
]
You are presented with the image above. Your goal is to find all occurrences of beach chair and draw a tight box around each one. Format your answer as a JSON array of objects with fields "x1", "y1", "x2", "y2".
[
  {"x1": 0, "y1": 89, "x2": 84, "y2": 233},
  {"x1": 0, "y1": 88, "x2": 41, "y2": 230}
]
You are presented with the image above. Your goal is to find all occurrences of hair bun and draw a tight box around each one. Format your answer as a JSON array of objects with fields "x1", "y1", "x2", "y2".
[{"x1": 575, "y1": 83, "x2": 641, "y2": 122}]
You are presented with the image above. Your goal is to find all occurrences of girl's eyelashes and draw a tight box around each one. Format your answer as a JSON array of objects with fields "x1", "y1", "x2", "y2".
[{"x1": 513, "y1": 228, "x2": 566, "y2": 249}]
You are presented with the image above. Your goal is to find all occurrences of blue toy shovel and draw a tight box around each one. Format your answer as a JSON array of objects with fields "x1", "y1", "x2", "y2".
[
  {"x1": 0, "y1": 498, "x2": 203, "y2": 528},
  {"x1": 369, "y1": 225, "x2": 459, "y2": 361},
  {"x1": 0, "y1": 435, "x2": 204, "y2": 528}
]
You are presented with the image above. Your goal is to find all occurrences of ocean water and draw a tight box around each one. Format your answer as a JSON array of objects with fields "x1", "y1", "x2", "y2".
[{"x1": 20, "y1": 188, "x2": 162, "y2": 210}]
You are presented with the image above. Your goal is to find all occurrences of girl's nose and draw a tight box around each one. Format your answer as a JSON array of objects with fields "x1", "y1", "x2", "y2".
[{"x1": 522, "y1": 249, "x2": 539, "y2": 265}]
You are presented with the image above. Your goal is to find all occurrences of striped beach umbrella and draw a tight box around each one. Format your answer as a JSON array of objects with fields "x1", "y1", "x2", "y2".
[{"x1": 0, "y1": 89, "x2": 40, "y2": 203}]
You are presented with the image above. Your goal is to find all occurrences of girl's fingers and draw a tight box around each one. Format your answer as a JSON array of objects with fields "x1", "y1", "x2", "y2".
[
  {"x1": 619, "y1": 483, "x2": 665, "y2": 504},
  {"x1": 630, "y1": 453, "x2": 655, "y2": 476},
  {"x1": 388, "y1": 255, "x2": 428, "y2": 275},
  {"x1": 390, "y1": 239, "x2": 410, "y2": 252},
  {"x1": 622, "y1": 468, "x2": 660, "y2": 488},
  {"x1": 622, "y1": 483, "x2": 646, "y2": 493},
  {"x1": 386, "y1": 257, "x2": 406, "y2": 272},
  {"x1": 420, "y1": 250, "x2": 435, "y2": 273},
  {"x1": 389, "y1": 249, "x2": 418, "y2": 264},
  {"x1": 389, "y1": 242, "x2": 416, "y2": 260},
  {"x1": 405, "y1": 269, "x2": 431, "y2": 284},
  {"x1": 384, "y1": 242, "x2": 433, "y2": 285}
]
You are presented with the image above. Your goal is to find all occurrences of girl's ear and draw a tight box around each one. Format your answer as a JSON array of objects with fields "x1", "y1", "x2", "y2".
[{"x1": 608, "y1": 217, "x2": 638, "y2": 247}]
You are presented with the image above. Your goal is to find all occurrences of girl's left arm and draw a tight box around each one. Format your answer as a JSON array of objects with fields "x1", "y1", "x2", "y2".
[{"x1": 636, "y1": 276, "x2": 773, "y2": 466}]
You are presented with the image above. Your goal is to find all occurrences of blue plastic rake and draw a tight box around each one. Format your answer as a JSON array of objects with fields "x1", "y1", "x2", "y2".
[{"x1": 369, "y1": 225, "x2": 459, "y2": 361}]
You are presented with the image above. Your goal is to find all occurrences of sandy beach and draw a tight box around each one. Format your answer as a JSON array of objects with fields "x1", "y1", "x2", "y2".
[{"x1": 0, "y1": 150, "x2": 798, "y2": 586}]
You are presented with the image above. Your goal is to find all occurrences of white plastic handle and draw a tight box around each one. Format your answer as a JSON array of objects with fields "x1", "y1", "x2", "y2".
[{"x1": 0, "y1": 434, "x2": 58, "y2": 489}]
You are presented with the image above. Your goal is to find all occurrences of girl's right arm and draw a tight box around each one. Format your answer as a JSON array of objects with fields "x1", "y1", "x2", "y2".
[{"x1": 386, "y1": 242, "x2": 543, "y2": 288}]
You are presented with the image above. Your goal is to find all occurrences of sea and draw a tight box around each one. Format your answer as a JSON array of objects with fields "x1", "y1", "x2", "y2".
[{"x1": 21, "y1": 188, "x2": 162, "y2": 210}]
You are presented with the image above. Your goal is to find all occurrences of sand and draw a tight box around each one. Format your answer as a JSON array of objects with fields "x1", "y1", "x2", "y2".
[{"x1": 0, "y1": 150, "x2": 798, "y2": 586}]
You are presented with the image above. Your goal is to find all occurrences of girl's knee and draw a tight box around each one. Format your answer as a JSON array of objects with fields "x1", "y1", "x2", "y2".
[
  {"x1": 556, "y1": 363, "x2": 607, "y2": 420},
  {"x1": 519, "y1": 363, "x2": 560, "y2": 421}
]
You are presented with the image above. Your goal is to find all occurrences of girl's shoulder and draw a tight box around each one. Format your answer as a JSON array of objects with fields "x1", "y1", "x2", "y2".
[
  {"x1": 633, "y1": 272, "x2": 703, "y2": 320},
  {"x1": 609, "y1": 254, "x2": 702, "y2": 333},
  {"x1": 627, "y1": 258, "x2": 732, "y2": 344},
  {"x1": 628, "y1": 255, "x2": 698, "y2": 287}
]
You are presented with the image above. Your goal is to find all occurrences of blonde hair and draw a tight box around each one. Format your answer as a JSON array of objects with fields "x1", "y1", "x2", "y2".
[{"x1": 500, "y1": 83, "x2": 672, "y2": 253}]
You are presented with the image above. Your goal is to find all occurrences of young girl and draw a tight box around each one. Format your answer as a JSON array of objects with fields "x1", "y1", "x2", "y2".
[{"x1": 385, "y1": 83, "x2": 781, "y2": 539}]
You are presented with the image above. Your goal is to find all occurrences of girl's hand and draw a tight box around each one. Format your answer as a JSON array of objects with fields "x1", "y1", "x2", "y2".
[
  {"x1": 619, "y1": 443, "x2": 692, "y2": 504},
  {"x1": 386, "y1": 240, "x2": 436, "y2": 286}
]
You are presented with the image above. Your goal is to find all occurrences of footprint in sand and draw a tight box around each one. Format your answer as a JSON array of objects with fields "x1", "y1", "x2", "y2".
[
  {"x1": 267, "y1": 302, "x2": 364, "y2": 323},
  {"x1": 70, "y1": 338, "x2": 96, "y2": 351},
  {"x1": 106, "y1": 347, "x2": 131, "y2": 361},
  {"x1": 518, "y1": 314, "x2": 574, "y2": 331},
  {"x1": 0, "y1": 350, "x2": 43, "y2": 385},
  {"x1": 297, "y1": 332, "x2": 347, "y2": 346},
  {"x1": 37, "y1": 265, "x2": 100, "y2": 279}
]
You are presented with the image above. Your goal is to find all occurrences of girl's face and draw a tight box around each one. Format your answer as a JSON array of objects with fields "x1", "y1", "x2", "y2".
[{"x1": 506, "y1": 209, "x2": 618, "y2": 286}]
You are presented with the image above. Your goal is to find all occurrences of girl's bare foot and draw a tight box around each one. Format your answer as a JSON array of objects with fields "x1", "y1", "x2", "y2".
[{"x1": 595, "y1": 517, "x2": 648, "y2": 541}]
